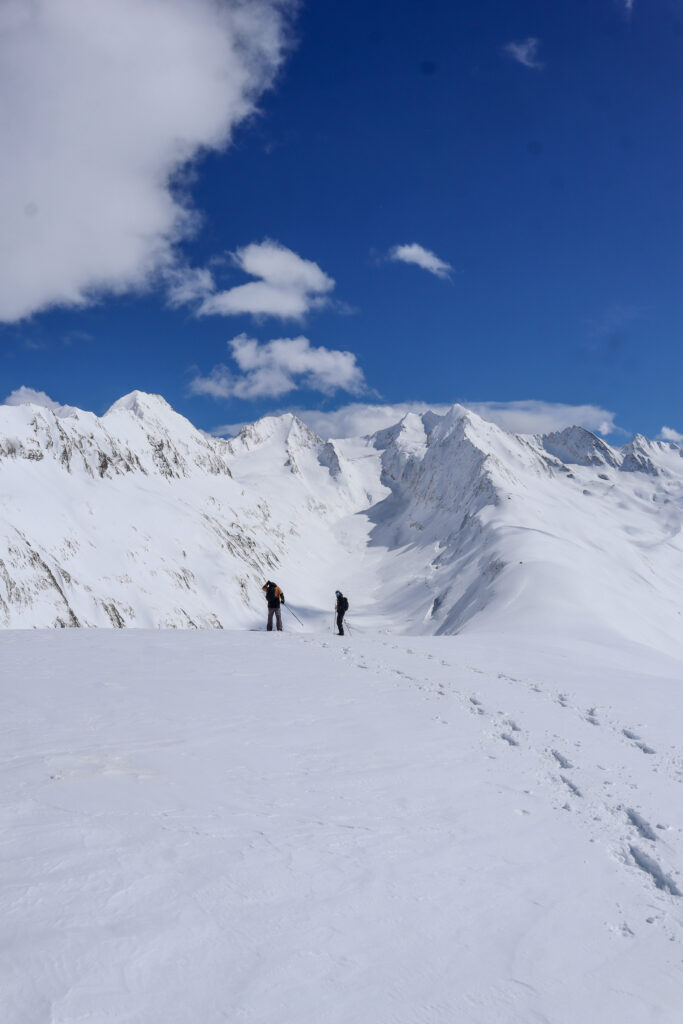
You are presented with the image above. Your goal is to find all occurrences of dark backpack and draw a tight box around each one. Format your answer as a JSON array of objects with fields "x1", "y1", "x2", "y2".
[
  {"x1": 340, "y1": 595, "x2": 349, "y2": 613},
  {"x1": 266, "y1": 582, "x2": 279, "y2": 606}
]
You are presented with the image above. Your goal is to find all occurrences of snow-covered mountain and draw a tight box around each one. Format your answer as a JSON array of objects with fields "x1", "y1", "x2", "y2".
[
  {"x1": 1, "y1": 392, "x2": 682, "y2": 651},
  {"x1": 0, "y1": 393, "x2": 372, "y2": 630},
  {"x1": 361, "y1": 407, "x2": 683, "y2": 653}
]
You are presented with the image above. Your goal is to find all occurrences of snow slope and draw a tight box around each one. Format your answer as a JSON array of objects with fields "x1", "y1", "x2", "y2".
[
  {"x1": 2, "y1": 628, "x2": 682, "y2": 1023},
  {"x1": 1, "y1": 393, "x2": 682, "y2": 656},
  {"x1": 363, "y1": 407, "x2": 683, "y2": 655},
  {"x1": 0, "y1": 395, "x2": 361, "y2": 630}
]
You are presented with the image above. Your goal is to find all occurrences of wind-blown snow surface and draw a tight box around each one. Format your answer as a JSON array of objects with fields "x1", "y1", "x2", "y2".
[
  {"x1": 2, "y1": 629, "x2": 683, "y2": 1023},
  {"x1": 1, "y1": 392, "x2": 683, "y2": 655}
]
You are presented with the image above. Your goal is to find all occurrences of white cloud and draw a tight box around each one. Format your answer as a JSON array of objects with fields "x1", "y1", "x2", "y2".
[
  {"x1": 288, "y1": 402, "x2": 453, "y2": 439},
  {"x1": 660, "y1": 426, "x2": 683, "y2": 443},
  {"x1": 190, "y1": 333, "x2": 365, "y2": 401},
  {"x1": 195, "y1": 241, "x2": 335, "y2": 319},
  {"x1": 503, "y1": 37, "x2": 544, "y2": 71},
  {"x1": 166, "y1": 266, "x2": 215, "y2": 308},
  {"x1": 2, "y1": 385, "x2": 80, "y2": 418},
  {"x1": 0, "y1": 0, "x2": 291, "y2": 323},
  {"x1": 465, "y1": 400, "x2": 618, "y2": 437},
  {"x1": 3, "y1": 386, "x2": 63, "y2": 410},
  {"x1": 265, "y1": 399, "x2": 619, "y2": 440},
  {"x1": 388, "y1": 244, "x2": 452, "y2": 280}
]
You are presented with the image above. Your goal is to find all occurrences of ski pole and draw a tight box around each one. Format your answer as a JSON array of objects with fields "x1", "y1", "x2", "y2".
[{"x1": 284, "y1": 604, "x2": 303, "y2": 626}]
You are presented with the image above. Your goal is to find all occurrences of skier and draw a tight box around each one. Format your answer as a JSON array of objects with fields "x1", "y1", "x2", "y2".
[
  {"x1": 335, "y1": 590, "x2": 349, "y2": 636},
  {"x1": 262, "y1": 580, "x2": 285, "y2": 631}
]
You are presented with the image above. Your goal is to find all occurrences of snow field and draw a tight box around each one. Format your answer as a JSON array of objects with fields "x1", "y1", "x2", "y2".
[{"x1": 2, "y1": 629, "x2": 682, "y2": 1023}]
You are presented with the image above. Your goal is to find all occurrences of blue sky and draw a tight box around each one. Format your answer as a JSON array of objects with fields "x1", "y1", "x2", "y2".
[{"x1": 1, "y1": 0, "x2": 681, "y2": 440}]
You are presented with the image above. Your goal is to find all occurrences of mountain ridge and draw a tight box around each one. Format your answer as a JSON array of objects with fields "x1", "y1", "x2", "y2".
[{"x1": 1, "y1": 392, "x2": 681, "y2": 651}]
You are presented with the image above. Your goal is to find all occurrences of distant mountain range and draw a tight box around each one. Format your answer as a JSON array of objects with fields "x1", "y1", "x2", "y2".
[{"x1": 1, "y1": 391, "x2": 682, "y2": 651}]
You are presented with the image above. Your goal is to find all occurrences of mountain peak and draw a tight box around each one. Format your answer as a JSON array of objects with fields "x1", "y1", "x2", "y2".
[
  {"x1": 105, "y1": 391, "x2": 173, "y2": 419},
  {"x1": 540, "y1": 425, "x2": 619, "y2": 468},
  {"x1": 230, "y1": 412, "x2": 323, "y2": 453}
]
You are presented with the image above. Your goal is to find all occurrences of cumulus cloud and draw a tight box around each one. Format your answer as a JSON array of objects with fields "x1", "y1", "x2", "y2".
[
  {"x1": 0, "y1": 0, "x2": 292, "y2": 323},
  {"x1": 266, "y1": 399, "x2": 619, "y2": 440},
  {"x1": 388, "y1": 243, "x2": 452, "y2": 280},
  {"x1": 503, "y1": 37, "x2": 544, "y2": 70},
  {"x1": 190, "y1": 333, "x2": 365, "y2": 401},
  {"x1": 2, "y1": 385, "x2": 79, "y2": 417},
  {"x1": 3, "y1": 386, "x2": 63, "y2": 409},
  {"x1": 659, "y1": 426, "x2": 683, "y2": 443},
  {"x1": 191, "y1": 240, "x2": 335, "y2": 319}
]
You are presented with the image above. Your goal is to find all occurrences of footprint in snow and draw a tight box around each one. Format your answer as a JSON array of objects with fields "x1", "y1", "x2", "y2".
[
  {"x1": 628, "y1": 846, "x2": 681, "y2": 897},
  {"x1": 501, "y1": 732, "x2": 520, "y2": 747},
  {"x1": 469, "y1": 697, "x2": 485, "y2": 715},
  {"x1": 607, "y1": 922, "x2": 635, "y2": 939},
  {"x1": 551, "y1": 749, "x2": 574, "y2": 770},
  {"x1": 623, "y1": 729, "x2": 656, "y2": 754},
  {"x1": 560, "y1": 775, "x2": 582, "y2": 798},
  {"x1": 625, "y1": 808, "x2": 658, "y2": 842}
]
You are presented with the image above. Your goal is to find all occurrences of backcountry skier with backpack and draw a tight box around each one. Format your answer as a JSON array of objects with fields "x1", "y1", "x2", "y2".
[
  {"x1": 335, "y1": 590, "x2": 349, "y2": 636},
  {"x1": 262, "y1": 581, "x2": 285, "y2": 631}
]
